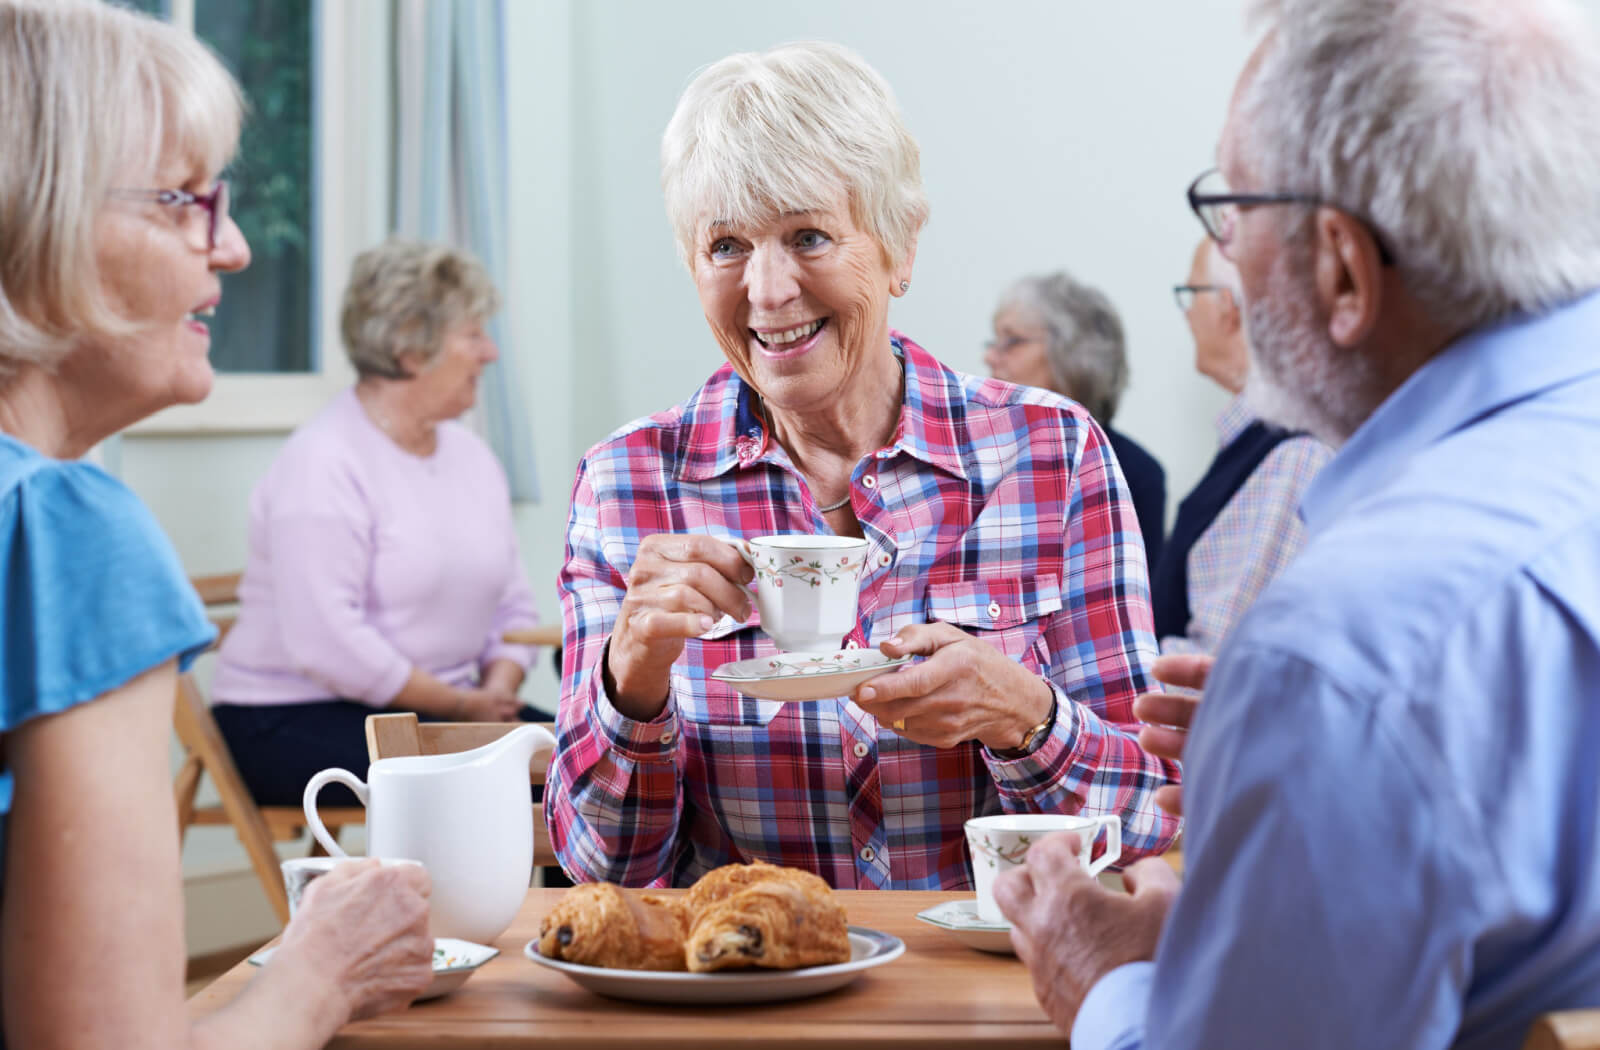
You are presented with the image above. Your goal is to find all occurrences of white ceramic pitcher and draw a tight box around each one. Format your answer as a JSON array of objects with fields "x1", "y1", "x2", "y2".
[{"x1": 302, "y1": 723, "x2": 557, "y2": 944}]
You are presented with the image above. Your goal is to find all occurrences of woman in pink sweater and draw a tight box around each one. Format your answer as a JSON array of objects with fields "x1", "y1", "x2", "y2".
[{"x1": 213, "y1": 238, "x2": 542, "y2": 806}]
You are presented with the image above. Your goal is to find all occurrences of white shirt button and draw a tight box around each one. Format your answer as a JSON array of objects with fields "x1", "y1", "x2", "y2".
[
  {"x1": 860, "y1": 846, "x2": 876, "y2": 862},
  {"x1": 659, "y1": 730, "x2": 675, "y2": 745},
  {"x1": 852, "y1": 741, "x2": 869, "y2": 758},
  {"x1": 987, "y1": 601, "x2": 1002, "y2": 619},
  {"x1": 861, "y1": 475, "x2": 877, "y2": 489},
  {"x1": 845, "y1": 638, "x2": 860, "y2": 650},
  {"x1": 877, "y1": 551, "x2": 892, "y2": 567}
]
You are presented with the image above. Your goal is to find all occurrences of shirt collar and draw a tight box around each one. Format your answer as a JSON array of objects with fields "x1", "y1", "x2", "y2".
[
  {"x1": 674, "y1": 332, "x2": 972, "y2": 484},
  {"x1": 1301, "y1": 288, "x2": 1600, "y2": 533},
  {"x1": 1216, "y1": 393, "x2": 1255, "y2": 446}
]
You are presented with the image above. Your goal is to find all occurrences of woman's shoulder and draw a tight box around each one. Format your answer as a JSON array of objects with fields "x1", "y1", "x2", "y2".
[{"x1": 1, "y1": 441, "x2": 212, "y2": 724}]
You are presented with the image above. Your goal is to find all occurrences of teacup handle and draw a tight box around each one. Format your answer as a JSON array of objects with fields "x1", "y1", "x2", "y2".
[
  {"x1": 302, "y1": 768, "x2": 368, "y2": 857},
  {"x1": 1082, "y1": 815, "x2": 1122, "y2": 877},
  {"x1": 732, "y1": 538, "x2": 757, "y2": 569}
]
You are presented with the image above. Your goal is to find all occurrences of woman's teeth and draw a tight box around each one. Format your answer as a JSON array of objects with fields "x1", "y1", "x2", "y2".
[
  {"x1": 185, "y1": 305, "x2": 216, "y2": 322},
  {"x1": 757, "y1": 319, "x2": 824, "y2": 347}
]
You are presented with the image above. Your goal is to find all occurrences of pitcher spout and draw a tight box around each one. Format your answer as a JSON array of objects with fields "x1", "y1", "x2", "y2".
[{"x1": 487, "y1": 722, "x2": 557, "y2": 773}]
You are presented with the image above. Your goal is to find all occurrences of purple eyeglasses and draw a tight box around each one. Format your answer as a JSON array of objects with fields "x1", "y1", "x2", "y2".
[{"x1": 108, "y1": 180, "x2": 230, "y2": 251}]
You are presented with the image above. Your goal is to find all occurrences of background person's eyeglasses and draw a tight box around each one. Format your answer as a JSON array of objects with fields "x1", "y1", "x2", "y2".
[
  {"x1": 108, "y1": 180, "x2": 230, "y2": 251},
  {"x1": 1185, "y1": 168, "x2": 1395, "y2": 265},
  {"x1": 984, "y1": 334, "x2": 1036, "y2": 354},
  {"x1": 1172, "y1": 284, "x2": 1228, "y2": 312}
]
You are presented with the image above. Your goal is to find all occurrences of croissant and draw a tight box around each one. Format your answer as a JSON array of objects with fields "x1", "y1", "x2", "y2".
[
  {"x1": 684, "y1": 877, "x2": 851, "y2": 973},
  {"x1": 682, "y1": 860, "x2": 833, "y2": 920},
  {"x1": 536, "y1": 882, "x2": 688, "y2": 971}
]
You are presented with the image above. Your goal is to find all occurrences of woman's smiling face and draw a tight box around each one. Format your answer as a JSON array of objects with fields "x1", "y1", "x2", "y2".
[{"x1": 691, "y1": 193, "x2": 902, "y2": 416}]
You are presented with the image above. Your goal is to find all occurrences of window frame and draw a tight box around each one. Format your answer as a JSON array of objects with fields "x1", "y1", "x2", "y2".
[{"x1": 129, "y1": 0, "x2": 389, "y2": 435}]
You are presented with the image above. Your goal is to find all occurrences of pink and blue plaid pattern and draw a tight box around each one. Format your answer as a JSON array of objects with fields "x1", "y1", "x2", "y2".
[
  {"x1": 1160, "y1": 397, "x2": 1334, "y2": 658},
  {"x1": 546, "y1": 334, "x2": 1181, "y2": 889}
]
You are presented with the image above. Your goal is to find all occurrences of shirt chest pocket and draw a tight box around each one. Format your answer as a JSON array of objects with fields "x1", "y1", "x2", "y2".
[{"x1": 924, "y1": 575, "x2": 1063, "y2": 669}]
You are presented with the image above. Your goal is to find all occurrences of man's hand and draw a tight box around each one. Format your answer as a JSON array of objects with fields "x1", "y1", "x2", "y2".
[
  {"x1": 1134, "y1": 653, "x2": 1213, "y2": 817},
  {"x1": 994, "y1": 833, "x2": 1179, "y2": 1034}
]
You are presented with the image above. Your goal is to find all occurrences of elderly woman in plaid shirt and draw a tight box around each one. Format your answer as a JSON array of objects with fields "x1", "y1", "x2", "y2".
[{"x1": 546, "y1": 42, "x2": 1181, "y2": 890}]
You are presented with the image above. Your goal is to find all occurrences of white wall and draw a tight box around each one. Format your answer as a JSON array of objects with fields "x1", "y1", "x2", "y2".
[{"x1": 126, "y1": 1, "x2": 1260, "y2": 895}]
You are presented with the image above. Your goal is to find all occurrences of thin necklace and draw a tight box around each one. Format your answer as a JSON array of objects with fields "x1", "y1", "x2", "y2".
[{"x1": 757, "y1": 356, "x2": 904, "y2": 516}]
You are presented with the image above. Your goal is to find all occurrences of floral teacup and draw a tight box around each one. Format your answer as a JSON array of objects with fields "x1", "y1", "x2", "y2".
[
  {"x1": 735, "y1": 535, "x2": 869, "y2": 653},
  {"x1": 964, "y1": 813, "x2": 1121, "y2": 924}
]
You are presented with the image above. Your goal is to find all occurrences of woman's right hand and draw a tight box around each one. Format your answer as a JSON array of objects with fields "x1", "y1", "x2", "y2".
[
  {"x1": 274, "y1": 859, "x2": 434, "y2": 1022},
  {"x1": 606, "y1": 534, "x2": 754, "y2": 718},
  {"x1": 452, "y1": 685, "x2": 524, "y2": 722}
]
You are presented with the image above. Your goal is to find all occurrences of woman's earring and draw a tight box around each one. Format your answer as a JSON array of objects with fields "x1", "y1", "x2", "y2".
[{"x1": 899, "y1": 280, "x2": 910, "y2": 293}]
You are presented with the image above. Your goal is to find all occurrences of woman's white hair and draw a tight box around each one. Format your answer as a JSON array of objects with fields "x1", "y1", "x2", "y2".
[
  {"x1": 340, "y1": 238, "x2": 500, "y2": 380},
  {"x1": 660, "y1": 41, "x2": 929, "y2": 269},
  {"x1": 1239, "y1": 0, "x2": 1600, "y2": 328},
  {"x1": 0, "y1": 0, "x2": 243, "y2": 384},
  {"x1": 995, "y1": 272, "x2": 1128, "y2": 426}
]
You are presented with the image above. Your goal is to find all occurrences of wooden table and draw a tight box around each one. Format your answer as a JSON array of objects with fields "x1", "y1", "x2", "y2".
[
  {"x1": 502, "y1": 625, "x2": 563, "y2": 647},
  {"x1": 190, "y1": 889, "x2": 1058, "y2": 1049}
]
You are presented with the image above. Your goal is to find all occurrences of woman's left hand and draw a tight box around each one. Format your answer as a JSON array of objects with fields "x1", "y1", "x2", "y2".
[{"x1": 853, "y1": 622, "x2": 1055, "y2": 751}]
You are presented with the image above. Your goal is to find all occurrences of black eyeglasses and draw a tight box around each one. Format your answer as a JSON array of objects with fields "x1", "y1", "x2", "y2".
[
  {"x1": 1172, "y1": 284, "x2": 1229, "y2": 312},
  {"x1": 109, "y1": 180, "x2": 230, "y2": 251},
  {"x1": 1186, "y1": 168, "x2": 1394, "y2": 265}
]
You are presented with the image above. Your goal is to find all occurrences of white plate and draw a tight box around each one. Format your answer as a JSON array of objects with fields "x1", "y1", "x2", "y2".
[
  {"x1": 710, "y1": 649, "x2": 913, "y2": 702},
  {"x1": 250, "y1": 937, "x2": 499, "y2": 1000},
  {"x1": 523, "y1": 925, "x2": 904, "y2": 1004},
  {"x1": 915, "y1": 899, "x2": 1016, "y2": 955}
]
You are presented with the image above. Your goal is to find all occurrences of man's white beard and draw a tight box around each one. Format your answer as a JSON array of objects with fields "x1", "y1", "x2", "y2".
[{"x1": 1241, "y1": 246, "x2": 1378, "y2": 447}]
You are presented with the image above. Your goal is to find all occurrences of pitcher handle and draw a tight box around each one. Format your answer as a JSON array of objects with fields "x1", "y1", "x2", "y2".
[
  {"x1": 302, "y1": 768, "x2": 368, "y2": 857},
  {"x1": 1083, "y1": 815, "x2": 1123, "y2": 877}
]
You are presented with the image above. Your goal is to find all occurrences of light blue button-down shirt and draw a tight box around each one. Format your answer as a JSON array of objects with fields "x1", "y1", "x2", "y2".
[{"x1": 1075, "y1": 290, "x2": 1600, "y2": 1050}]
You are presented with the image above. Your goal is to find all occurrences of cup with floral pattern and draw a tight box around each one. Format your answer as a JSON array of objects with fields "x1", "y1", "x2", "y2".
[
  {"x1": 734, "y1": 534, "x2": 870, "y2": 652},
  {"x1": 964, "y1": 813, "x2": 1121, "y2": 924}
]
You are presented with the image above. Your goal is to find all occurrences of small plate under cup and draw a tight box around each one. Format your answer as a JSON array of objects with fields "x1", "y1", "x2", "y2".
[
  {"x1": 915, "y1": 899, "x2": 1016, "y2": 955},
  {"x1": 711, "y1": 648, "x2": 913, "y2": 702},
  {"x1": 249, "y1": 937, "x2": 499, "y2": 1000}
]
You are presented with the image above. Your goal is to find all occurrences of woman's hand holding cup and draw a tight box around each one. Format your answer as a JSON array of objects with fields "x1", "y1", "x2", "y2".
[
  {"x1": 606, "y1": 533, "x2": 754, "y2": 719},
  {"x1": 272, "y1": 858, "x2": 433, "y2": 1024}
]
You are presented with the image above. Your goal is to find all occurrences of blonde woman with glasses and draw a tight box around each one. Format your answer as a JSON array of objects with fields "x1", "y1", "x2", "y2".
[{"x1": 0, "y1": 3, "x2": 431, "y2": 1046}]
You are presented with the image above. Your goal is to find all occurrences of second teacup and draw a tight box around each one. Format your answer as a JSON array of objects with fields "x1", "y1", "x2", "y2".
[
  {"x1": 736, "y1": 534, "x2": 870, "y2": 652},
  {"x1": 281, "y1": 856, "x2": 425, "y2": 920},
  {"x1": 964, "y1": 812, "x2": 1121, "y2": 924}
]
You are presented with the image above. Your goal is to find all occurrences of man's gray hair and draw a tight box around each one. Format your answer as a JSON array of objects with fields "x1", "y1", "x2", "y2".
[
  {"x1": 661, "y1": 41, "x2": 929, "y2": 269},
  {"x1": 996, "y1": 272, "x2": 1128, "y2": 425},
  {"x1": 340, "y1": 239, "x2": 500, "y2": 379},
  {"x1": 1239, "y1": 0, "x2": 1600, "y2": 329}
]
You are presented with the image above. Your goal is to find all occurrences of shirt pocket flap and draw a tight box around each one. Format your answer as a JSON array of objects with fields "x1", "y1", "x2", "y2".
[{"x1": 926, "y1": 575, "x2": 1063, "y2": 631}]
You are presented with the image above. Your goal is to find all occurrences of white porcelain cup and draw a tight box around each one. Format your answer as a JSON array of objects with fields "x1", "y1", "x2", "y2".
[
  {"x1": 735, "y1": 534, "x2": 870, "y2": 653},
  {"x1": 964, "y1": 813, "x2": 1122, "y2": 924},
  {"x1": 280, "y1": 856, "x2": 424, "y2": 920}
]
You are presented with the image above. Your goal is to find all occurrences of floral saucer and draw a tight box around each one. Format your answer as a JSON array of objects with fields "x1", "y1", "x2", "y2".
[
  {"x1": 711, "y1": 648, "x2": 912, "y2": 702},
  {"x1": 250, "y1": 937, "x2": 499, "y2": 1000},
  {"x1": 914, "y1": 899, "x2": 1016, "y2": 955}
]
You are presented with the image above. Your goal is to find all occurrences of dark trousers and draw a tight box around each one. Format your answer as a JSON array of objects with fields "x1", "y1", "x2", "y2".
[{"x1": 211, "y1": 699, "x2": 570, "y2": 886}]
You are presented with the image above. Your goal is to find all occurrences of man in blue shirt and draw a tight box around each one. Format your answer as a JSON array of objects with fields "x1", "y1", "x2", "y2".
[{"x1": 994, "y1": 2, "x2": 1600, "y2": 1048}]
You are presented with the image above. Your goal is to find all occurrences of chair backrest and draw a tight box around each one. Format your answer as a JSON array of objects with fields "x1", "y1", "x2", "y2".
[
  {"x1": 365, "y1": 712, "x2": 559, "y2": 869},
  {"x1": 1524, "y1": 1011, "x2": 1600, "y2": 1050}
]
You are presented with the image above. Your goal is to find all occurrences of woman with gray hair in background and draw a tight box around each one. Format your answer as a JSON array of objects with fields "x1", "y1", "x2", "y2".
[
  {"x1": 987, "y1": 272, "x2": 1167, "y2": 566},
  {"x1": 547, "y1": 41, "x2": 1178, "y2": 892},
  {"x1": 0, "y1": 2, "x2": 432, "y2": 1045},
  {"x1": 212, "y1": 237, "x2": 543, "y2": 809}
]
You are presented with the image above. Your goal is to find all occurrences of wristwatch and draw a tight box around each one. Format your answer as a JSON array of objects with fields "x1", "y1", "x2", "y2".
[{"x1": 1000, "y1": 693, "x2": 1058, "y2": 757}]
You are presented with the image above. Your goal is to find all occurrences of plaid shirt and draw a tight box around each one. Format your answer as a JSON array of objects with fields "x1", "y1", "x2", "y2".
[
  {"x1": 547, "y1": 334, "x2": 1181, "y2": 889},
  {"x1": 1160, "y1": 396, "x2": 1333, "y2": 659}
]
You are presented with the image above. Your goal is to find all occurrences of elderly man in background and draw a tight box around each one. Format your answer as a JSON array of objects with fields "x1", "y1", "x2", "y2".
[
  {"x1": 1152, "y1": 239, "x2": 1330, "y2": 657},
  {"x1": 987, "y1": 273, "x2": 1167, "y2": 566},
  {"x1": 996, "y1": 1, "x2": 1600, "y2": 1047}
]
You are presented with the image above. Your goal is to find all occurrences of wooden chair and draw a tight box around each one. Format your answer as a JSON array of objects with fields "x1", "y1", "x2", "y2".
[
  {"x1": 1524, "y1": 1011, "x2": 1600, "y2": 1050},
  {"x1": 172, "y1": 572, "x2": 364, "y2": 924},
  {"x1": 365, "y1": 712, "x2": 559, "y2": 869}
]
